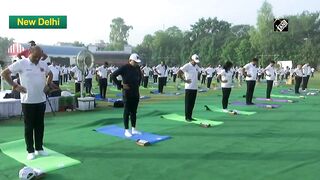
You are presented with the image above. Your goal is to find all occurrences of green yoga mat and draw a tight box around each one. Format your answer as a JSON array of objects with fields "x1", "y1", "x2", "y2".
[
  {"x1": 0, "y1": 139, "x2": 80, "y2": 173},
  {"x1": 204, "y1": 105, "x2": 257, "y2": 115},
  {"x1": 272, "y1": 94, "x2": 305, "y2": 99},
  {"x1": 161, "y1": 113, "x2": 224, "y2": 126}
]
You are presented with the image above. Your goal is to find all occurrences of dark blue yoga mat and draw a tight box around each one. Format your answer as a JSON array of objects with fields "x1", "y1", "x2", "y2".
[{"x1": 94, "y1": 125, "x2": 171, "y2": 144}]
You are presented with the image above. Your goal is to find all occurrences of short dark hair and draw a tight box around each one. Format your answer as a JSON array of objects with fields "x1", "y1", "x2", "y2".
[
  {"x1": 223, "y1": 61, "x2": 233, "y2": 72},
  {"x1": 28, "y1": 40, "x2": 36, "y2": 46},
  {"x1": 270, "y1": 60, "x2": 275, "y2": 64},
  {"x1": 104, "y1": 62, "x2": 109, "y2": 66},
  {"x1": 252, "y1": 58, "x2": 259, "y2": 62}
]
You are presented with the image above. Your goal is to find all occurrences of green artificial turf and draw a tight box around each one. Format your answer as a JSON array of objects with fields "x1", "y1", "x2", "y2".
[{"x1": 0, "y1": 73, "x2": 320, "y2": 180}]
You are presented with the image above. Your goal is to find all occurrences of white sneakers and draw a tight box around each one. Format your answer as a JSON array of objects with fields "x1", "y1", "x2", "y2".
[
  {"x1": 124, "y1": 128, "x2": 142, "y2": 137},
  {"x1": 27, "y1": 150, "x2": 48, "y2": 160},
  {"x1": 35, "y1": 150, "x2": 48, "y2": 156},
  {"x1": 124, "y1": 130, "x2": 133, "y2": 137},
  {"x1": 131, "y1": 127, "x2": 142, "y2": 135},
  {"x1": 222, "y1": 109, "x2": 229, "y2": 113},
  {"x1": 27, "y1": 153, "x2": 36, "y2": 160}
]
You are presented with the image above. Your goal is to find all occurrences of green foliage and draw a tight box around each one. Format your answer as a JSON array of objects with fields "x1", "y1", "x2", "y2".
[
  {"x1": 0, "y1": 37, "x2": 14, "y2": 64},
  {"x1": 134, "y1": 1, "x2": 320, "y2": 68},
  {"x1": 107, "y1": 17, "x2": 132, "y2": 51}
]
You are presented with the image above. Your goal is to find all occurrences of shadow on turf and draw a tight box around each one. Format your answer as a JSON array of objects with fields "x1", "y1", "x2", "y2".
[{"x1": 67, "y1": 118, "x2": 123, "y2": 130}]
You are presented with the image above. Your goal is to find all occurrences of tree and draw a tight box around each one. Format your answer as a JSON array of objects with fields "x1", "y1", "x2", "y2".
[
  {"x1": 107, "y1": 17, "x2": 132, "y2": 51},
  {"x1": 0, "y1": 37, "x2": 14, "y2": 66},
  {"x1": 72, "y1": 41, "x2": 85, "y2": 47}
]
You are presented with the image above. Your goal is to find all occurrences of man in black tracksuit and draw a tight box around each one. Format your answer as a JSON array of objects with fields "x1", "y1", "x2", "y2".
[{"x1": 111, "y1": 53, "x2": 142, "y2": 137}]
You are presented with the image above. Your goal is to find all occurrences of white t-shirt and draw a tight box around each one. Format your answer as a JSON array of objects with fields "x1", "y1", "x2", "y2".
[
  {"x1": 220, "y1": 69, "x2": 233, "y2": 88},
  {"x1": 8, "y1": 58, "x2": 50, "y2": 104},
  {"x1": 243, "y1": 63, "x2": 258, "y2": 81},
  {"x1": 302, "y1": 64, "x2": 311, "y2": 76},
  {"x1": 70, "y1": 66, "x2": 83, "y2": 82},
  {"x1": 156, "y1": 64, "x2": 167, "y2": 77},
  {"x1": 85, "y1": 68, "x2": 95, "y2": 79},
  {"x1": 264, "y1": 64, "x2": 276, "y2": 81},
  {"x1": 142, "y1": 66, "x2": 151, "y2": 77},
  {"x1": 48, "y1": 65, "x2": 60, "y2": 81},
  {"x1": 294, "y1": 68, "x2": 303, "y2": 77},
  {"x1": 180, "y1": 62, "x2": 201, "y2": 90},
  {"x1": 96, "y1": 66, "x2": 108, "y2": 78},
  {"x1": 205, "y1": 67, "x2": 215, "y2": 78}
]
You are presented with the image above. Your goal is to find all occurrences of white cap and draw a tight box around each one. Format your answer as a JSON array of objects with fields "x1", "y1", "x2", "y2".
[
  {"x1": 129, "y1": 53, "x2": 141, "y2": 63},
  {"x1": 191, "y1": 54, "x2": 200, "y2": 63}
]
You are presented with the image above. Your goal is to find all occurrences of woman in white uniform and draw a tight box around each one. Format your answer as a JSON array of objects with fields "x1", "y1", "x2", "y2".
[{"x1": 217, "y1": 61, "x2": 234, "y2": 112}]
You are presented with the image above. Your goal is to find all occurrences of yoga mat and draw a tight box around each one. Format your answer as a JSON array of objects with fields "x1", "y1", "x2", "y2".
[
  {"x1": 0, "y1": 139, "x2": 80, "y2": 173},
  {"x1": 161, "y1": 113, "x2": 224, "y2": 126},
  {"x1": 231, "y1": 101, "x2": 281, "y2": 108},
  {"x1": 256, "y1": 98, "x2": 296, "y2": 103},
  {"x1": 280, "y1": 89, "x2": 293, "y2": 94},
  {"x1": 204, "y1": 105, "x2": 256, "y2": 115},
  {"x1": 198, "y1": 89, "x2": 208, "y2": 93},
  {"x1": 150, "y1": 90, "x2": 182, "y2": 96},
  {"x1": 94, "y1": 125, "x2": 171, "y2": 144},
  {"x1": 140, "y1": 96, "x2": 151, "y2": 100},
  {"x1": 271, "y1": 94, "x2": 305, "y2": 99}
]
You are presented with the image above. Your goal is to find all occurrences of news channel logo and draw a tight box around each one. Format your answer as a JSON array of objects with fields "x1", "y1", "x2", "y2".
[{"x1": 274, "y1": 18, "x2": 288, "y2": 32}]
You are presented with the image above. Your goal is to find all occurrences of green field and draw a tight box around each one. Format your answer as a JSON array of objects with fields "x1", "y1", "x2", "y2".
[{"x1": 0, "y1": 73, "x2": 319, "y2": 180}]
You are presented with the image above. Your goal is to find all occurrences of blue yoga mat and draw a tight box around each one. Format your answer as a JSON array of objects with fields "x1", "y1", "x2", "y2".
[{"x1": 94, "y1": 125, "x2": 171, "y2": 144}]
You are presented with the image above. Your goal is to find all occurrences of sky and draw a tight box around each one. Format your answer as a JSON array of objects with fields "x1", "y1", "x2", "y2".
[{"x1": 0, "y1": 0, "x2": 319, "y2": 46}]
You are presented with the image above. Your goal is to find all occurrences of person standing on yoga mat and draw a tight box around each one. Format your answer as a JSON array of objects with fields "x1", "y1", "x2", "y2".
[
  {"x1": 264, "y1": 60, "x2": 276, "y2": 100},
  {"x1": 302, "y1": 63, "x2": 311, "y2": 91},
  {"x1": 293, "y1": 64, "x2": 303, "y2": 94},
  {"x1": 111, "y1": 53, "x2": 142, "y2": 137},
  {"x1": 155, "y1": 61, "x2": 167, "y2": 93},
  {"x1": 96, "y1": 62, "x2": 109, "y2": 99},
  {"x1": 217, "y1": 61, "x2": 234, "y2": 112},
  {"x1": 1, "y1": 46, "x2": 53, "y2": 160},
  {"x1": 178, "y1": 54, "x2": 201, "y2": 122},
  {"x1": 243, "y1": 58, "x2": 258, "y2": 105}
]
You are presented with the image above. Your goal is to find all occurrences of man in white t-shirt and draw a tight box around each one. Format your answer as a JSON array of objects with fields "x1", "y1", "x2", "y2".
[
  {"x1": 142, "y1": 64, "x2": 152, "y2": 88},
  {"x1": 264, "y1": 60, "x2": 276, "y2": 100},
  {"x1": 205, "y1": 65, "x2": 215, "y2": 88},
  {"x1": 293, "y1": 64, "x2": 303, "y2": 94},
  {"x1": 70, "y1": 65, "x2": 83, "y2": 93},
  {"x1": 1, "y1": 46, "x2": 53, "y2": 160},
  {"x1": 178, "y1": 54, "x2": 201, "y2": 121},
  {"x1": 96, "y1": 62, "x2": 109, "y2": 99},
  {"x1": 85, "y1": 67, "x2": 95, "y2": 94},
  {"x1": 48, "y1": 62, "x2": 60, "y2": 87},
  {"x1": 243, "y1": 58, "x2": 258, "y2": 105},
  {"x1": 302, "y1": 63, "x2": 311, "y2": 91},
  {"x1": 155, "y1": 61, "x2": 168, "y2": 93}
]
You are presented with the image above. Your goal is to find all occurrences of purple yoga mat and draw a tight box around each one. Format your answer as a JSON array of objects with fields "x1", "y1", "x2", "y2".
[
  {"x1": 280, "y1": 89, "x2": 294, "y2": 94},
  {"x1": 255, "y1": 98, "x2": 294, "y2": 103},
  {"x1": 231, "y1": 101, "x2": 281, "y2": 108}
]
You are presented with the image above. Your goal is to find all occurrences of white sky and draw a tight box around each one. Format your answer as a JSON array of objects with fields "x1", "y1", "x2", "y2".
[{"x1": 0, "y1": 0, "x2": 319, "y2": 46}]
